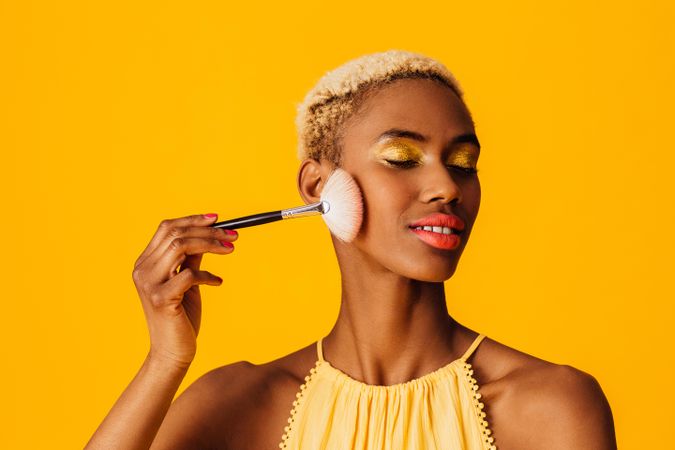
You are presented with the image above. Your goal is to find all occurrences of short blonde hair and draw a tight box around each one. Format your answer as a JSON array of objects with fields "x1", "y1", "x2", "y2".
[{"x1": 295, "y1": 49, "x2": 465, "y2": 166}]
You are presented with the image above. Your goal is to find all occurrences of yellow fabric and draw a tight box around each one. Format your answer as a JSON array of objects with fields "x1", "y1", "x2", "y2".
[{"x1": 279, "y1": 333, "x2": 497, "y2": 449}]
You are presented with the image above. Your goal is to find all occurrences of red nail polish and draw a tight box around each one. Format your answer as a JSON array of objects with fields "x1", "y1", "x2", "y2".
[
  {"x1": 219, "y1": 241, "x2": 234, "y2": 248},
  {"x1": 225, "y1": 229, "x2": 238, "y2": 236},
  {"x1": 204, "y1": 213, "x2": 218, "y2": 218}
]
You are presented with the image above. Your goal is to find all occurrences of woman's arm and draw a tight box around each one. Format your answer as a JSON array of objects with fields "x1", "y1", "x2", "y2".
[
  {"x1": 85, "y1": 213, "x2": 238, "y2": 449},
  {"x1": 506, "y1": 363, "x2": 617, "y2": 450},
  {"x1": 85, "y1": 352, "x2": 189, "y2": 450},
  {"x1": 543, "y1": 365, "x2": 617, "y2": 450}
]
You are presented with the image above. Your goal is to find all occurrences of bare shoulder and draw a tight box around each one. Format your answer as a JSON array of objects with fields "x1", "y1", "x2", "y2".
[
  {"x1": 473, "y1": 335, "x2": 617, "y2": 450},
  {"x1": 151, "y1": 341, "x2": 317, "y2": 450}
]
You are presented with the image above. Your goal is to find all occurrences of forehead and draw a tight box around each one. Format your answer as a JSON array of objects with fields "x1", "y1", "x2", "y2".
[{"x1": 342, "y1": 78, "x2": 475, "y2": 150}]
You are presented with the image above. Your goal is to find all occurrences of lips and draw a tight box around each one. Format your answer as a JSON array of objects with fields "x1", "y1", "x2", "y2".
[
  {"x1": 409, "y1": 227, "x2": 461, "y2": 250},
  {"x1": 408, "y1": 212, "x2": 465, "y2": 233}
]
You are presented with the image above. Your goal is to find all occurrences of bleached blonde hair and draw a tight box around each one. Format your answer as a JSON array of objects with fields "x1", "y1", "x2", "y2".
[{"x1": 295, "y1": 49, "x2": 465, "y2": 166}]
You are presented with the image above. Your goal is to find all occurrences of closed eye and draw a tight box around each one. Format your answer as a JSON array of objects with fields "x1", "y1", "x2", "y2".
[
  {"x1": 386, "y1": 159, "x2": 478, "y2": 174},
  {"x1": 448, "y1": 165, "x2": 479, "y2": 174},
  {"x1": 384, "y1": 159, "x2": 419, "y2": 169}
]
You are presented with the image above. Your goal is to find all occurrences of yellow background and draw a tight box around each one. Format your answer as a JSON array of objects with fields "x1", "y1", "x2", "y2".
[{"x1": 2, "y1": 1, "x2": 673, "y2": 448}]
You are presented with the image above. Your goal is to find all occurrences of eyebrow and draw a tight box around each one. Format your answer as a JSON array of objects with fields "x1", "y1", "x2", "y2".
[{"x1": 375, "y1": 128, "x2": 481, "y2": 150}]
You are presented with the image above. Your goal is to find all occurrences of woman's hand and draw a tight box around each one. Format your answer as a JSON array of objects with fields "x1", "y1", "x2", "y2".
[{"x1": 132, "y1": 213, "x2": 237, "y2": 369}]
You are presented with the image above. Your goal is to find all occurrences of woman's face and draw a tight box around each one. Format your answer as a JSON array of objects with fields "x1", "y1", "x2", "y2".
[{"x1": 335, "y1": 77, "x2": 481, "y2": 282}]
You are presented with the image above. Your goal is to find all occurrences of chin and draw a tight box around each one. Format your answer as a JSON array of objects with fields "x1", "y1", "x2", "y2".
[{"x1": 403, "y1": 262, "x2": 459, "y2": 283}]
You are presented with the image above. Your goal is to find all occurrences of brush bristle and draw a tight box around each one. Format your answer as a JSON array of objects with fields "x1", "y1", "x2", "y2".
[{"x1": 319, "y1": 168, "x2": 363, "y2": 243}]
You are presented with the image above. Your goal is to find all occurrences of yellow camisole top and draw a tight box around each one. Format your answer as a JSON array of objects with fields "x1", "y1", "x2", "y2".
[{"x1": 278, "y1": 333, "x2": 497, "y2": 449}]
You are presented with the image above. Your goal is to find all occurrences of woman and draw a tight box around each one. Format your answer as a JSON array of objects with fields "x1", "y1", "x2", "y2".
[{"x1": 86, "y1": 50, "x2": 617, "y2": 449}]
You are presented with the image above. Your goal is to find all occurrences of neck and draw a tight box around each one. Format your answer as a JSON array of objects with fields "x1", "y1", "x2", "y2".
[{"x1": 324, "y1": 247, "x2": 472, "y2": 386}]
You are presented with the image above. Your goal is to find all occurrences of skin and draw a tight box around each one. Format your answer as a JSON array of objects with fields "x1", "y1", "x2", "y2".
[{"x1": 86, "y1": 78, "x2": 617, "y2": 450}]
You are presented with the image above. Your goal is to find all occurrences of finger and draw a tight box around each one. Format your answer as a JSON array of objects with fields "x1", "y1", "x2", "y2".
[
  {"x1": 175, "y1": 253, "x2": 202, "y2": 280},
  {"x1": 154, "y1": 237, "x2": 235, "y2": 281},
  {"x1": 153, "y1": 223, "x2": 238, "y2": 260},
  {"x1": 181, "y1": 253, "x2": 203, "y2": 273},
  {"x1": 156, "y1": 268, "x2": 223, "y2": 308},
  {"x1": 135, "y1": 213, "x2": 221, "y2": 269},
  {"x1": 168, "y1": 252, "x2": 203, "y2": 280}
]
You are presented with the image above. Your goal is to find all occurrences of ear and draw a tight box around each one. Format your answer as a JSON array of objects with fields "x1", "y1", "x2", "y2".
[{"x1": 297, "y1": 158, "x2": 334, "y2": 204}]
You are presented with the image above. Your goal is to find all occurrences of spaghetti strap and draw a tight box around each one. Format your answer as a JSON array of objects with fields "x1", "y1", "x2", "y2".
[
  {"x1": 460, "y1": 333, "x2": 486, "y2": 361},
  {"x1": 317, "y1": 337, "x2": 325, "y2": 362}
]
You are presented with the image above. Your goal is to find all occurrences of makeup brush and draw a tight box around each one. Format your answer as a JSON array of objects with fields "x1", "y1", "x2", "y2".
[{"x1": 210, "y1": 167, "x2": 363, "y2": 243}]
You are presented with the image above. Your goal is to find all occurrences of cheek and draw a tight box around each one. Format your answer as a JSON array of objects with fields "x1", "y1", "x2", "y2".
[
  {"x1": 464, "y1": 180, "x2": 481, "y2": 209},
  {"x1": 360, "y1": 175, "x2": 412, "y2": 233}
]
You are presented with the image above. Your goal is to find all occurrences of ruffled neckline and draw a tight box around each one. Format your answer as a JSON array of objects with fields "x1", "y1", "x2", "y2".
[{"x1": 318, "y1": 357, "x2": 466, "y2": 390}]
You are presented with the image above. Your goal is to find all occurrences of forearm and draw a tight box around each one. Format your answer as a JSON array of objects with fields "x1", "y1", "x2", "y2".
[{"x1": 85, "y1": 351, "x2": 190, "y2": 450}]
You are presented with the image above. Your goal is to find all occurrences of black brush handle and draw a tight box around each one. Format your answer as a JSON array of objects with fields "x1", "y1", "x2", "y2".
[{"x1": 210, "y1": 210, "x2": 283, "y2": 230}]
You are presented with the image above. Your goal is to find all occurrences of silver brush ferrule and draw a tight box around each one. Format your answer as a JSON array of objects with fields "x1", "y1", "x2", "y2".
[{"x1": 280, "y1": 201, "x2": 330, "y2": 220}]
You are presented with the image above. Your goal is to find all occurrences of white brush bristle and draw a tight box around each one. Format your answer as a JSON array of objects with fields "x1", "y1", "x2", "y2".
[{"x1": 319, "y1": 168, "x2": 363, "y2": 243}]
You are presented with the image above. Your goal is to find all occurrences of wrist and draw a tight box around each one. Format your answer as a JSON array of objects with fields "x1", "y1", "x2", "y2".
[{"x1": 147, "y1": 348, "x2": 193, "y2": 373}]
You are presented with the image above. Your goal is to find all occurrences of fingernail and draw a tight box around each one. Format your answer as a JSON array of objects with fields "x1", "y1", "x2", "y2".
[
  {"x1": 225, "y1": 229, "x2": 238, "y2": 236},
  {"x1": 219, "y1": 240, "x2": 234, "y2": 248},
  {"x1": 215, "y1": 276, "x2": 223, "y2": 283},
  {"x1": 204, "y1": 213, "x2": 218, "y2": 219}
]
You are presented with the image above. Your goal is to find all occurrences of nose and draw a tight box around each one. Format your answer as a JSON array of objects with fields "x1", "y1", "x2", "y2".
[{"x1": 419, "y1": 163, "x2": 462, "y2": 205}]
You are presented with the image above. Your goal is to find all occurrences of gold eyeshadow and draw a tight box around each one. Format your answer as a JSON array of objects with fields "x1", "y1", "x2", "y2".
[
  {"x1": 371, "y1": 138, "x2": 479, "y2": 170},
  {"x1": 371, "y1": 140, "x2": 424, "y2": 163},
  {"x1": 446, "y1": 145, "x2": 479, "y2": 169}
]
